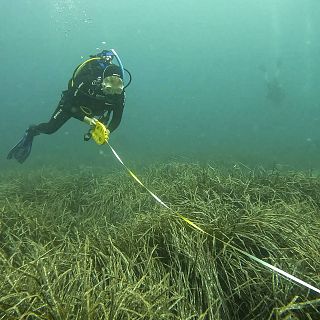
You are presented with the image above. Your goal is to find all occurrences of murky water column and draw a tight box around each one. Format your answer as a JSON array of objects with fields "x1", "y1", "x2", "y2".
[
  {"x1": 270, "y1": 1, "x2": 281, "y2": 61},
  {"x1": 302, "y1": 4, "x2": 314, "y2": 96},
  {"x1": 51, "y1": 0, "x2": 92, "y2": 38}
]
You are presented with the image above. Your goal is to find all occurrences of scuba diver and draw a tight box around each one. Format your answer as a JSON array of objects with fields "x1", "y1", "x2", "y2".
[
  {"x1": 7, "y1": 49, "x2": 131, "y2": 163},
  {"x1": 260, "y1": 59, "x2": 285, "y2": 105}
]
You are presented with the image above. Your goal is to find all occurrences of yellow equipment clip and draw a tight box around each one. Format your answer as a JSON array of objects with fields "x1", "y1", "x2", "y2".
[{"x1": 91, "y1": 121, "x2": 109, "y2": 145}]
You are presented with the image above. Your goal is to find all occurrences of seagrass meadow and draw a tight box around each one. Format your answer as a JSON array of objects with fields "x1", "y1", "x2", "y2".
[{"x1": 0, "y1": 162, "x2": 320, "y2": 319}]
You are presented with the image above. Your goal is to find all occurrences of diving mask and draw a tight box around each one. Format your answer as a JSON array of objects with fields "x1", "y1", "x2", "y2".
[{"x1": 101, "y1": 75, "x2": 124, "y2": 95}]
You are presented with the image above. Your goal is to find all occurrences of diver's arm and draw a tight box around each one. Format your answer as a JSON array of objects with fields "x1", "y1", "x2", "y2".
[
  {"x1": 62, "y1": 93, "x2": 93, "y2": 124},
  {"x1": 107, "y1": 94, "x2": 125, "y2": 133},
  {"x1": 67, "y1": 105, "x2": 86, "y2": 122}
]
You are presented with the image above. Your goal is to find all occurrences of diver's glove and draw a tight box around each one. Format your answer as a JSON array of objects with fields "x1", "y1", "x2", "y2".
[
  {"x1": 83, "y1": 117, "x2": 110, "y2": 144},
  {"x1": 83, "y1": 116, "x2": 98, "y2": 127},
  {"x1": 83, "y1": 117, "x2": 98, "y2": 141},
  {"x1": 84, "y1": 131, "x2": 92, "y2": 141}
]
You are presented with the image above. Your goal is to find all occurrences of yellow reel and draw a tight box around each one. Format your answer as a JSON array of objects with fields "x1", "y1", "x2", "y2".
[{"x1": 91, "y1": 121, "x2": 109, "y2": 145}]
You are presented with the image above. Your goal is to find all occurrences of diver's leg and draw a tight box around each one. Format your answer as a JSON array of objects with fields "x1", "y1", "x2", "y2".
[
  {"x1": 30, "y1": 95, "x2": 72, "y2": 135},
  {"x1": 7, "y1": 94, "x2": 72, "y2": 163},
  {"x1": 8, "y1": 100, "x2": 70, "y2": 163},
  {"x1": 7, "y1": 106, "x2": 70, "y2": 163},
  {"x1": 31, "y1": 108, "x2": 71, "y2": 135}
]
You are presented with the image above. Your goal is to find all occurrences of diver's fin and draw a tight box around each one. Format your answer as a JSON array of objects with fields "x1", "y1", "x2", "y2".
[{"x1": 7, "y1": 131, "x2": 34, "y2": 164}]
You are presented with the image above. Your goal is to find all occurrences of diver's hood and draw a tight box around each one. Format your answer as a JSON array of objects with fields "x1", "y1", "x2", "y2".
[
  {"x1": 70, "y1": 49, "x2": 130, "y2": 99},
  {"x1": 103, "y1": 64, "x2": 123, "y2": 79}
]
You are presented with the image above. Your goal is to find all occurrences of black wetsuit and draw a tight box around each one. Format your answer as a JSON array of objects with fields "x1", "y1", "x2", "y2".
[{"x1": 32, "y1": 60, "x2": 125, "y2": 135}]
